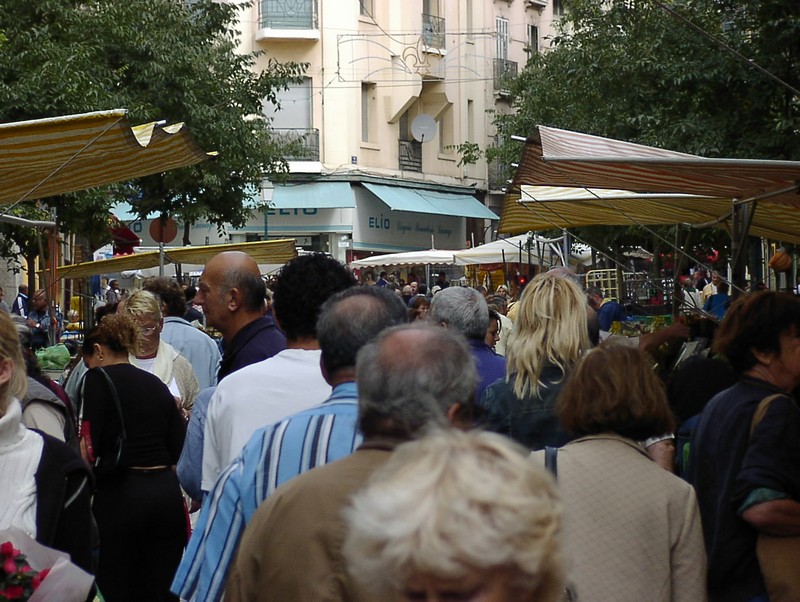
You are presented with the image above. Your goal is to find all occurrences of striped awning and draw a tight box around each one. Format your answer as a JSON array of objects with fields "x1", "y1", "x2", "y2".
[
  {"x1": 51, "y1": 239, "x2": 297, "y2": 280},
  {"x1": 499, "y1": 126, "x2": 800, "y2": 241},
  {"x1": 0, "y1": 109, "x2": 214, "y2": 204}
]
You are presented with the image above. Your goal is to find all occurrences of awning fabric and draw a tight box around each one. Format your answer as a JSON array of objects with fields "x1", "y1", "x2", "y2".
[
  {"x1": 363, "y1": 183, "x2": 498, "y2": 220},
  {"x1": 52, "y1": 239, "x2": 297, "y2": 280},
  {"x1": 499, "y1": 126, "x2": 800, "y2": 241},
  {"x1": 0, "y1": 109, "x2": 214, "y2": 204},
  {"x1": 350, "y1": 249, "x2": 457, "y2": 267},
  {"x1": 271, "y1": 182, "x2": 355, "y2": 209},
  {"x1": 454, "y1": 233, "x2": 563, "y2": 266},
  {"x1": 503, "y1": 186, "x2": 800, "y2": 243}
]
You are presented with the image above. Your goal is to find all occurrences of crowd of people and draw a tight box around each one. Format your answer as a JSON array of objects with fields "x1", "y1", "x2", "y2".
[{"x1": 0, "y1": 254, "x2": 798, "y2": 602}]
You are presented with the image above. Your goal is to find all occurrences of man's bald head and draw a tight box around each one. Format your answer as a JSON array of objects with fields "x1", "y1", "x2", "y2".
[{"x1": 197, "y1": 251, "x2": 267, "y2": 338}]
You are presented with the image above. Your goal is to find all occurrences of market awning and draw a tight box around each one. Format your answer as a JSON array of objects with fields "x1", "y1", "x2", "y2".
[
  {"x1": 271, "y1": 182, "x2": 356, "y2": 209},
  {"x1": 50, "y1": 239, "x2": 297, "y2": 280},
  {"x1": 0, "y1": 109, "x2": 214, "y2": 205},
  {"x1": 501, "y1": 186, "x2": 800, "y2": 243},
  {"x1": 350, "y1": 249, "x2": 457, "y2": 268},
  {"x1": 499, "y1": 126, "x2": 800, "y2": 241},
  {"x1": 363, "y1": 183, "x2": 498, "y2": 220}
]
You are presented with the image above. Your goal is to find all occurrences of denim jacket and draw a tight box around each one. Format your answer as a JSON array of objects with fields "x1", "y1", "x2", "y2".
[{"x1": 479, "y1": 365, "x2": 574, "y2": 451}]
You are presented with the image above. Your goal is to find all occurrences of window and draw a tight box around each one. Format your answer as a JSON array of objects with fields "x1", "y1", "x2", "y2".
[
  {"x1": 526, "y1": 24, "x2": 540, "y2": 58},
  {"x1": 466, "y1": 0, "x2": 474, "y2": 42},
  {"x1": 496, "y1": 17, "x2": 509, "y2": 60},
  {"x1": 467, "y1": 99, "x2": 475, "y2": 144},
  {"x1": 361, "y1": 83, "x2": 376, "y2": 143},
  {"x1": 359, "y1": 0, "x2": 372, "y2": 17},
  {"x1": 260, "y1": 0, "x2": 317, "y2": 29},
  {"x1": 423, "y1": 0, "x2": 439, "y2": 18},
  {"x1": 438, "y1": 104, "x2": 453, "y2": 153},
  {"x1": 263, "y1": 78, "x2": 312, "y2": 129},
  {"x1": 552, "y1": 0, "x2": 565, "y2": 17}
]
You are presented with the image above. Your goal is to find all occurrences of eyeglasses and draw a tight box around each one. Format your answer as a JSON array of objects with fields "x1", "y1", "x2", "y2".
[{"x1": 139, "y1": 325, "x2": 159, "y2": 336}]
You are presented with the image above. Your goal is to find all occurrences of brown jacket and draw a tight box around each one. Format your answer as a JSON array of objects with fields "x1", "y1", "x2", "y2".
[{"x1": 226, "y1": 440, "x2": 396, "y2": 602}]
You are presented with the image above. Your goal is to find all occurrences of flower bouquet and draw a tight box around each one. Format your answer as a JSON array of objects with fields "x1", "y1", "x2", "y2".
[{"x1": 0, "y1": 528, "x2": 94, "y2": 602}]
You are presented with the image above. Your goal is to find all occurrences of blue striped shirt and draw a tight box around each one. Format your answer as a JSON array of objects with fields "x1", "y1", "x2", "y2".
[{"x1": 171, "y1": 382, "x2": 361, "y2": 601}]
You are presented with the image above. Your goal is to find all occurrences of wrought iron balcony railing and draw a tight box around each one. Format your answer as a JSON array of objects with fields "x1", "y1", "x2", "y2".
[
  {"x1": 422, "y1": 13, "x2": 445, "y2": 49},
  {"x1": 260, "y1": 0, "x2": 318, "y2": 29},
  {"x1": 493, "y1": 58, "x2": 518, "y2": 92},
  {"x1": 270, "y1": 128, "x2": 320, "y2": 161},
  {"x1": 399, "y1": 139, "x2": 422, "y2": 172}
]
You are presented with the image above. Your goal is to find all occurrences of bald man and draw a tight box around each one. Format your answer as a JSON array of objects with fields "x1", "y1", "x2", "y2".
[{"x1": 195, "y1": 251, "x2": 285, "y2": 381}]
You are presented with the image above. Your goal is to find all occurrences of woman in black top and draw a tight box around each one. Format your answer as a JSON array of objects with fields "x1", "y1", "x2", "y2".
[{"x1": 80, "y1": 314, "x2": 186, "y2": 602}]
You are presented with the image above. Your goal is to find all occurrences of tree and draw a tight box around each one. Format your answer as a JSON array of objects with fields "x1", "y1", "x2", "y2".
[
  {"x1": 490, "y1": 0, "x2": 799, "y2": 275},
  {"x1": 0, "y1": 0, "x2": 307, "y2": 253}
]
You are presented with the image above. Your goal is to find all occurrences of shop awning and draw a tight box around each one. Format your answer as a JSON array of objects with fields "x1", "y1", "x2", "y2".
[
  {"x1": 499, "y1": 126, "x2": 800, "y2": 242},
  {"x1": 351, "y1": 249, "x2": 457, "y2": 267},
  {"x1": 50, "y1": 238, "x2": 297, "y2": 280},
  {"x1": 0, "y1": 109, "x2": 214, "y2": 204},
  {"x1": 364, "y1": 183, "x2": 498, "y2": 220},
  {"x1": 271, "y1": 182, "x2": 355, "y2": 209}
]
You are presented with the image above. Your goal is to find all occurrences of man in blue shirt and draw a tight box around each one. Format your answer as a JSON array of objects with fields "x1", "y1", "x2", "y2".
[
  {"x1": 26, "y1": 288, "x2": 62, "y2": 349},
  {"x1": 143, "y1": 277, "x2": 221, "y2": 390},
  {"x1": 171, "y1": 286, "x2": 408, "y2": 602},
  {"x1": 430, "y1": 286, "x2": 505, "y2": 401},
  {"x1": 587, "y1": 286, "x2": 627, "y2": 332}
]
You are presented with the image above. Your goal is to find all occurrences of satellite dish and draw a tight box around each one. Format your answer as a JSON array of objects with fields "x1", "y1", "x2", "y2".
[{"x1": 411, "y1": 114, "x2": 437, "y2": 143}]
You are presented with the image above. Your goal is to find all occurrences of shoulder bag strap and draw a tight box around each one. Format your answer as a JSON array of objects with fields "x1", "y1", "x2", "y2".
[
  {"x1": 95, "y1": 367, "x2": 127, "y2": 441},
  {"x1": 544, "y1": 446, "x2": 558, "y2": 478},
  {"x1": 749, "y1": 393, "x2": 786, "y2": 437}
]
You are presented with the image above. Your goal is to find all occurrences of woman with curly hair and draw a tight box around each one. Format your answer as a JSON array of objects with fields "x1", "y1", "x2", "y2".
[
  {"x1": 344, "y1": 429, "x2": 565, "y2": 602},
  {"x1": 80, "y1": 313, "x2": 186, "y2": 601},
  {"x1": 480, "y1": 271, "x2": 591, "y2": 450}
]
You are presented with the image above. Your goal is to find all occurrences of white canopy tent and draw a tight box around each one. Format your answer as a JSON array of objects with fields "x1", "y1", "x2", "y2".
[
  {"x1": 350, "y1": 249, "x2": 457, "y2": 268},
  {"x1": 454, "y1": 233, "x2": 592, "y2": 267}
]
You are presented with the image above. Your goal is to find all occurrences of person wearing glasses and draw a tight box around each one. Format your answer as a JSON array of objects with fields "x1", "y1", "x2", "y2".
[{"x1": 122, "y1": 290, "x2": 199, "y2": 418}]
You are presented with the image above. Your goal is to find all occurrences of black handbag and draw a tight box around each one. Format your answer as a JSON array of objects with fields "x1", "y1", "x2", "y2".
[{"x1": 83, "y1": 367, "x2": 127, "y2": 478}]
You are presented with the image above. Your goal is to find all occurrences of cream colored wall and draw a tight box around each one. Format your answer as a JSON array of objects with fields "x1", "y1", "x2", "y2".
[{"x1": 237, "y1": 1, "x2": 559, "y2": 189}]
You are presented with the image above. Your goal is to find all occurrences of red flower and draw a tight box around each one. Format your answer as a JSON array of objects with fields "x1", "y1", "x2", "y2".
[
  {"x1": 0, "y1": 584, "x2": 25, "y2": 599},
  {"x1": 2, "y1": 558, "x2": 16, "y2": 575},
  {"x1": 31, "y1": 568, "x2": 50, "y2": 589},
  {"x1": 0, "y1": 543, "x2": 15, "y2": 558}
]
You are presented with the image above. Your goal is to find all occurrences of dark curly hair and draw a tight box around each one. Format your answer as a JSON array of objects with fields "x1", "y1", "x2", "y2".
[
  {"x1": 272, "y1": 253, "x2": 356, "y2": 341},
  {"x1": 143, "y1": 277, "x2": 186, "y2": 317},
  {"x1": 712, "y1": 291, "x2": 800, "y2": 374}
]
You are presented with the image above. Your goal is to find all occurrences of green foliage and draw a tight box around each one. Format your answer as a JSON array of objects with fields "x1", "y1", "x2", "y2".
[
  {"x1": 0, "y1": 0, "x2": 307, "y2": 256},
  {"x1": 492, "y1": 0, "x2": 800, "y2": 269},
  {"x1": 447, "y1": 141, "x2": 483, "y2": 167}
]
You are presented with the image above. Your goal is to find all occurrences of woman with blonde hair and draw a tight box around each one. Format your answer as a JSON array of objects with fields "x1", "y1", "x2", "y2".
[
  {"x1": 344, "y1": 429, "x2": 565, "y2": 602},
  {"x1": 0, "y1": 310, "x2": 94, "y2": 575},
  {"x1": 123, "y1": 289, "x2": 198, "y2": 416},
  {"x1": 480, "y1": 271, "x2": 591, "y2": 449},
  {"x1": 533, "y1": 342, "x2": 706, "y2": 601},
  {"x1": 80, "y1": 313, "x2": 186, "y2": 601}
]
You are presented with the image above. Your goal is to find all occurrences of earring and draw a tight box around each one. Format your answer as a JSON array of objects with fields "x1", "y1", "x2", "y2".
[{"x1": 97, "y1": 354, "x2": 104, "y2": 364}]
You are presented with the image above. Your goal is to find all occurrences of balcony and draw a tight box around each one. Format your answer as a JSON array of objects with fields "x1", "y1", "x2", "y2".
[
  {"x1": 493, "y1": 58, "x2": 518, "y2": 94},
  {"x1": 270, "y1": 128, "x2": 320, "y2": 161},
  {"x1": 399, "y1": 140, "x2": 422, "y2": 172},
  {"x1": 422, "y1": 14, "x2": 445, "y2": 50},
  {"x1": 487, "y1": 158, "x2": 511, "y2": 192},
  {"x1": 258, "y1": 0, "x2": 319, "y2": 39}
]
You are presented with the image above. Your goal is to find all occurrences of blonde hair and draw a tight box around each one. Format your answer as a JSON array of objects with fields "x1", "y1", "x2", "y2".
[
  {"x1": 506, "y1": 272, "x2": 590, "y2": 398},
  {"x1": 0, "y1": 311, "x2": 28, "y2": 405},
  {"x1": 123, "y1": 289, "x2": 162, "y2": 322},
  {"x1": 343, "y1": 429, "x2": 565, "y2": 601}
]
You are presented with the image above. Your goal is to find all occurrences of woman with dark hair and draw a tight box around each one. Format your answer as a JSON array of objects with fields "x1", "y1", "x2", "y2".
[
  {"x1": 80, "y1": 313, "x2": 186, "y2": 601},
  {"x1": 688, "y1": 291, "x2": 800, "y2": 602},
  {"x1": 408, "y1": 294, "x2": 430, "y2": 322},
  {"x1": 534, "y1": 342, "x2": 707, "y2": 602}
]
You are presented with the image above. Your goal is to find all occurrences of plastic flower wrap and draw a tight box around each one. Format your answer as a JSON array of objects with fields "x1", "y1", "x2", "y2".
[{"x1": 0, "y1": 528, "x2": 93, "y2": 602}]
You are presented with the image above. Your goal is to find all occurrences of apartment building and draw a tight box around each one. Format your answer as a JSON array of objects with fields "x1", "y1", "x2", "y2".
[{"x1": 130, "y1": 0, "x2": 561, "y2": 262}]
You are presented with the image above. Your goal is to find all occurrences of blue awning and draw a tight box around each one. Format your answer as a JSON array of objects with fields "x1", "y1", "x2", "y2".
[
  {"x1": 271, "y1": 182, "x2": 356, "y2": 209},
  {"x1": 363, "y1": 183, "x2": 498, "y2": 220}
]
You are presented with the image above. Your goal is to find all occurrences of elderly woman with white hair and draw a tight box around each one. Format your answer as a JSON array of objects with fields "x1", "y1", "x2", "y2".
[
  {"x1": 123, "y1": 289, "x2": 198, "y2": 416},
  {"x1": 343, "y1": 429, "x2": 566, "y2": 602},
  {"x1": 480, "y1": 271, "x2": 591, "y2": 450}
]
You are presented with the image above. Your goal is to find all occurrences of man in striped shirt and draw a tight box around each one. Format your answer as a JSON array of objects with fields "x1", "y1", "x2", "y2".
[{"x1": 171, "y1": 286, "x2": 409, "y2": 601}]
